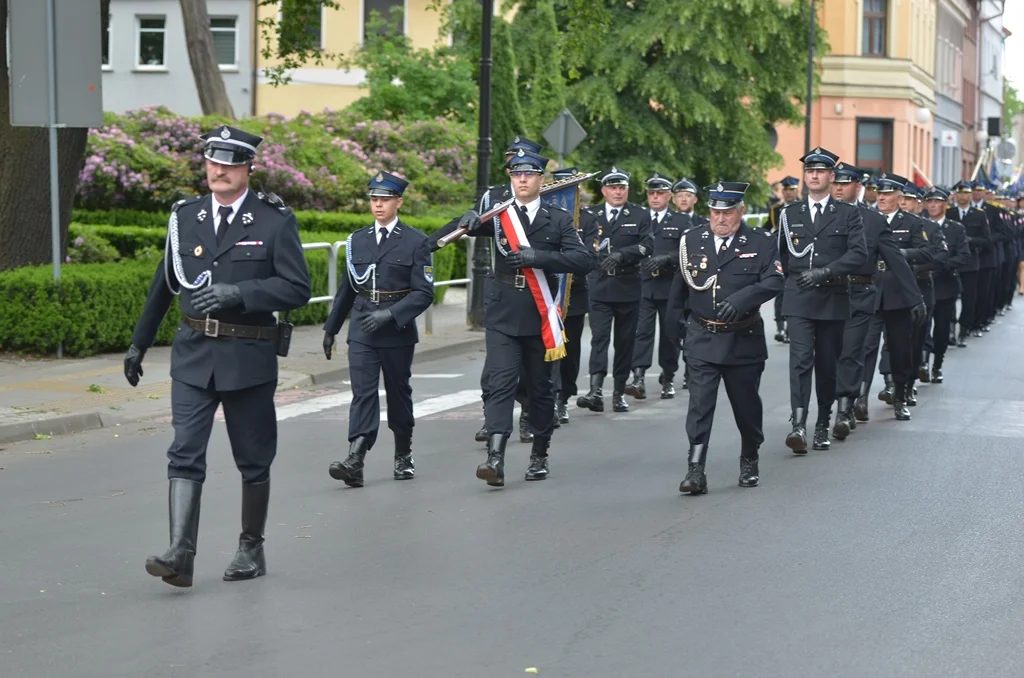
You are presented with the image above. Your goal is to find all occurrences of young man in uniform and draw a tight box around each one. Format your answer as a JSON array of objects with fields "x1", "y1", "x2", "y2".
[
  {"x1": 668, "y1": 182, "x2": 783, "y2": 494},
  {"x1": 322, "y1": 172, "x2": 434, "y2": 487},
  {"x1": 124, "y1": 125, "x2": 311, "y2": 587}
]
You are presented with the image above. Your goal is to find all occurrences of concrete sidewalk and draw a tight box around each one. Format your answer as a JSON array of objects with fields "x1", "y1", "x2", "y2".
[{"x1": 0, "y1": 289, "x2": 484, "y2": 444}]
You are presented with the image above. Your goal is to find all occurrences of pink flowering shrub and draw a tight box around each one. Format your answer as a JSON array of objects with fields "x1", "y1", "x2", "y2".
[{"x1": 77, "y1": 106, "x2": 476, "y2": 214}]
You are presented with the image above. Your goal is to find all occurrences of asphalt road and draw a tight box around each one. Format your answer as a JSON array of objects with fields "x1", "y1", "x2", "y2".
[{"x1": 2, "y1": 310, "x2": 1023, "y2": 678}]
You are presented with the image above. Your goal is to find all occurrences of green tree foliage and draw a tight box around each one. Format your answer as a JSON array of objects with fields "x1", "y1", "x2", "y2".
[
  {"x1": 341, "y1": 8, "x2": 477, "y2": 123},
  {"x1": 258, "y1": 0, "x2": 341, "y2": 86},
  {"x1": 560, "y1": 0, "x2": 828, "y2": 206},
  {"x1": 1005, "y1": 79, "x2": 1024, "y2": 134},
  {"x1": 508, "y1": 0, "x2": 568, "y2": 137}
]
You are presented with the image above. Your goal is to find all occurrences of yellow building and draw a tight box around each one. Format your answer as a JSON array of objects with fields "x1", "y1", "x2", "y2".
[
  {"x1": 253, "y1": 0, "x2": 448, "y2": 117},
  {"x1": 773, "y1": 0, "x2": 937, "y2": 184}
]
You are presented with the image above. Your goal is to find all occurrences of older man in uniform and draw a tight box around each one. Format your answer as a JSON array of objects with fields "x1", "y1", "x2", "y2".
[
  {"x1": 466, "y1": 150, "x2": 593, "y2": 486},
  {"x1": 921, "y1": 186, "x2": 970, "y2": 384},
  {"x1": 576, "y1": 168, "x2": 654, "y2": 414},
  {"x1": 124, "y1": 125, "x2": 311, "y2": 587},
  {"x1": 860, "y1": 173, "x2": 931, "y2": 420},
  {"x1": 777, "y1": 147, "x2": 867, "y2": 452},
  {"x1": 830, "y1": 163, "x2": 921, "y2": 438},
  {"x1": 948, "y1": 180, "x2": 991, "y2": 345},
  {"x1": 626, "y1": 173, "x2": 688, "y2": 400},
  {"x1": 322, "y1": 172, "x2": 434, "y2": 487},
  {"x1": 768, "y1": 176, "x2": 801, "y2": 343},
  {"x1": 668, "y1": 182, "x2": 784, "y2": 494}
]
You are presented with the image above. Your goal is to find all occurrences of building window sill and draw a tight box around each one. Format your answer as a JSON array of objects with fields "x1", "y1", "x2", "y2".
[
  {"x1": 132, "y1": 66, "x2": 169, "y2": 73},
  {"x1": 218, "y1": 65, "x2": 239, "y2": 73},
  {"x1": 102, "y1": 65, "x2": 113, "y2": 72}
]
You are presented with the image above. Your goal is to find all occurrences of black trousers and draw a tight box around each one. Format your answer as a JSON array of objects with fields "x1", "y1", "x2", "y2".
[
  {"x1": 589, "y1": 299, "x2": 640, "y2": 387},
  {"x1": 976, "y1": 268, "x2": 994, "y2": 328},
  {"x1": 774, "y1": 292, "x2": 785, "y2": 322},
  {"x1": 168, "y1": 378, "x2": 277, "y2": 484},
  {"x1": 930, "y1": 297, "x2": 956, "y2": 362},
  {"x1": 786, "y1": 316, "x2": 846, "y2": 413},
  {"x1": 480, "y1": 334, "x2": 529, "y2": 407},
  {"x1": 910, "y1": 304, "x2": 933, "y2": 376},
  {"x1": 861, "y1": 309, "x2": 914, "y2": 391},
  {"x1": 556, "y1": 314, "x2": 587, "y2": 401},
  {"x1": 348, "y1": 341, "x2": 415, "y2": 448},
  {"x1": 1002, "y1": 261, "x2": 1017, "y2": 308},
  {"x1": 484, "y1": 330, "x2": 554, "y2": 439},
  {"x1": 631, "y1": 297, "x2": 680, "y2": 374},
  {"x1": 958, "y1": 270, "x2": 978, "y2": 334},
  {"x1": 685, "y1": 358, "x2": 764, "y2": 456},
  {"x1": 836, "y1": 309, "x2": 873, "y2": 399}
]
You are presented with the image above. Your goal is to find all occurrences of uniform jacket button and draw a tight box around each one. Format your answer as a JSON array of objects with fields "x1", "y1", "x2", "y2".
[{"x1": 213, "y1": 261, "x2": 219, "y2": 267}]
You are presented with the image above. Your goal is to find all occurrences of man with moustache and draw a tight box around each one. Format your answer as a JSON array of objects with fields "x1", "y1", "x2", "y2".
[
  {"x1": 948, "y1": 181, "x2": 992, "y2": 345},
  {"x1": 576, "y1": 168, "x2": 655, "y2": 414},
  {"x1": 626, "y1": 173, "x2": 688, "y2": 400},
  {"x1": 124, "y1": 126, "x2": 312, "y2": 587},
  {"x1": 920, "y1": 186, "x2": 970, "y2": 384},
  {"x1": 668, "y1": 182, "x2": 784, "y2": 494},
  {"x1": 829, "y1": 163, "x2": 921, "y2": 438},
  {"x1": 777, "y1": 147, "x2": 867, "y2": 453},
  {"x1": 859, "y1": 174, "x2": 932, "y2": 421}
]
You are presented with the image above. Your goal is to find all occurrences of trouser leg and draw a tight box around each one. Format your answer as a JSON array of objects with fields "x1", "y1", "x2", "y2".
[
  {"x1": 588, "y1": 300, "x2": 613, "y2": 378},
  {"x1": 655, "y1": 298, "x2": 680, "y2": 374},
  {"x1": 221, "y1": 380, "x2": 279, "y2": 485},
  {"x1": 522, "y1": 336, "x2": 554, "y2": 439},
  {"x1": 558, "y1": 314, "x2": 586, "y2": 401},
  {"x1": 882, "y1": 309, "x2": 914, "y2": 386},
  {"x1": 958, "y1": 270, "x2": 978, "y2": 333},
  {"x1": 167, "y1": 379, "x2": 219, "y2": 484},
  {"x1": 631, "y1": 296, "x2": 658, "y2": 370},
  {"x1": 812, "y1": 320, "x2": 845, "y2": 410},
  {"x1": 380, "y1": 345, "x2": 415, "y2": 438},
  {"x1": 786, "y1": 316, "x2": 816, "y2": 412},
  {"x1": 860, "y1": 313, "x2": 886, "y2": 394},
  {"x1": 836, "y1": 310, "x2": 872, "y2": 399},
  {"x1": 483, "y1": 330, "x2": 522, "y2": 437},
  {"x1": 611, "y1": 301, "x2": 641, "y2": 386},
  {"x1": 721, "y1": 361, "x2": 766, "y2": 449},
  {"x1": 347, "y1": 341, "x2": 383, "y2": 448},
  {"x1": 684, "y1": 357, "x2": 722, "y2": 447}
]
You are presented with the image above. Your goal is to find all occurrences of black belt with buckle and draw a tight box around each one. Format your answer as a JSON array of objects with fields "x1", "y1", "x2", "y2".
[
  {"x1": 849, "y1": 275, "x2": 875, "y2": 284},
  {"x1": 185, "y1": 316, "x2": 277, "y2": 340},
  {"x1": 696, "y1": 312, "x2": 761, "y2": 334},
  {"x1": 495, "y1": 272, "x2": 529, "y2": 289},
  {"x1": 916, "y1": 272, "x2": 933, "y2": 281},
  {"x1": 358, "y1": 288, "x2": 411, "y2": 304},
  {"x1": 605, "y1": 265, "x2": 639, "y2": 277}
]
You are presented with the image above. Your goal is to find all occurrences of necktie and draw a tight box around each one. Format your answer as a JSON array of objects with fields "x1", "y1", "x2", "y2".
[
  {"x1": 216, "y1": 206, "x2": 232, "y2": 245},
  {"x1": 653, "y1": 213, "x2": 660, "y2": 225},
  {"x1": 960, "y1": 209, "x2": 966, "y2": 220},
  {"x1": 609, "y1": 208, "x2": 619, "y2": 223},
  {"x1": 813, "y1": 202, "x2": 823, "y2": 228},
  {"x1": 719, "y1": 238, "x2": 729, "y2": 255},
  {"x1": 518, "y1": 204, "x2": 530, "y2": 223},
  {"x1": 378, "y1": 227, "x2": 389, "y2": 247}
]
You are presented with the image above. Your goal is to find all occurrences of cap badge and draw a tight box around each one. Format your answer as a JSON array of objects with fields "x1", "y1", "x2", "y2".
[
  {"x1": 514, "y1": 136, "x2": 521, "y2": 143},
  {"x1": 220, "y1": 128, "x2": 231, "y2": 140},
  {"x1": 517, "y1": 149, "x2": 525, "y2": 157},
  {"x1": 814, "y1": 147, "x2": 822, "y2": 154},
  {"x1": 375, "y1": 172, "x2": 384, "y2": 182},
  {"x1": 716, "y1": 183, "x2": 724, "y2": 192}
]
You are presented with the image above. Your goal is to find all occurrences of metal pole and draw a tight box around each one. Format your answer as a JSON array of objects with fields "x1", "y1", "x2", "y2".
[
  {"x1": 46, "y1": 0, "x2": 63, "y2": 358},
  {"x1": 558, "y1": 111, "x2": 567, "y2": 169},
  {"x1": 804, "y1": 0, "x2": 816, "y2": 156},
  {"x1": 468, "y1": 0, "x2": 494, "y2": 331}
]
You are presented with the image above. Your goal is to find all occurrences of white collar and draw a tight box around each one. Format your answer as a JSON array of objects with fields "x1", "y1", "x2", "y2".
[
  {"x1": 934, "y1": 216, "x2": 945, "y2": 226},
  {"x1": 806, "y1": 195, "x2": 829, "y2": 213},
  {"x1": 882, "y1": 210, "x2": 896, "y2": 223},
  {"x1": 605, "y1": 202, "x2": 625, "y2": 217},
  {"x1": 374, "y1": 217, "x2": 399, "y2": 233},
  {"x1": 516, "y1": 197, "x2": 541, "y2": 221},
  {"x1": 212, "y1": 189, "x2": 249, "y2": 221},
  {"x1": 650, "y1": 208, "x2": 669, "y2": 221}
]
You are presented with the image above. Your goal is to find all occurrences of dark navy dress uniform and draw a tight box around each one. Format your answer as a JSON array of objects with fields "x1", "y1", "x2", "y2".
[
  {"x1": 777, "y1": 148, "x2": 867, "y2": 452},
  {"x1": 469, "y1": 151, "x2": 593, "y2": 487},
  {"x1": 126, "y1": 125, "x2": 311, "y2": 587},
  {"x1": 768, "y1": 175, "x2": 801, "y2": 343},
  {"x1": 323, "y1": 172, "x2": 434, "y2": 487},
  {"x1": 666, "y1": 182, "x2": 784, "y2": 494},
  {"x1": 970, "y1": 180, "x2": 999, "y2": 332},
  {"x1": 832, "y1": 164, "x2": 921, "y2": 436},
  {"x1": 629, "y1": 173, "x2": 689, "y2": 399},
  {"x1": 923, "y1": 188, "x2": 971, "y2": 383},
  {"x1": 947, "y1": 182, "x2": 988, "y2": 343},
  {"x1": 577, "y1": 167, "x2": 655, "y2": 413}
]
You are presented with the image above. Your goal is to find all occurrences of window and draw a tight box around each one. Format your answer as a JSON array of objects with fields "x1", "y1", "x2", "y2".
[
  {"x1": 863, "y1": 0, "x2": 887, "y2": 57},
  {"x1": 364, "y1": 0, "x2": 404, "y2": 39},
  {"x1": 856, "y1": 119, "x2": 893, "y2": 172},
  {"x1": 102, "y1": 21, "x2": 110, "y2": 68},
  {"x1": 137, "y1": 16, "x2": 166, "y2": 67},
  {"x1": 280, "y1": 0, "x2": 322, "y2": 51},
  {"x1": 210, "y1": 17, "x2": 237, "y2": 68}
]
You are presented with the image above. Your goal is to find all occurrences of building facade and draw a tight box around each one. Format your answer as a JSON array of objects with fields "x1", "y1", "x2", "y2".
[
  {"x1": 771, "y1": 0, "x2": 939, "y2": 185},
  {"x1": 960, "y1": 2, "x2": 980, "y2": 180},
  {"x1": 102, "y1": 0, "x2": 255, "y2": 117},
  {"x1": 932, "y1": 0, "x2": 970, "y2": 187}
]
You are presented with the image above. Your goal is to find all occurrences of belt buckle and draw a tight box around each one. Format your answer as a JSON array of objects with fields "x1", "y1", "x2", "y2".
[
  {"x1": 651, "y1": 269, "x2": 660, "y2": 277},
  {"x1": 370, "y1": 288, "x2": 380, "y2": 304},
  {"x1": 203, "y1": 318, "x2": 220, "y2": 338},
  {"x1": 514, "y1": 274, "x2": 526, "y2": 289},
  {"x1": 877, "y1": 261, "x2": 887, "y2": 272},
  {"x1": 607, "y1": 267, "x2": 616, "y2": 277}
]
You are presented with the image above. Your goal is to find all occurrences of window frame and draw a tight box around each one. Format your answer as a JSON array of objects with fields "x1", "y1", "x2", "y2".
[
  {"x1": 135, "y1": 14, "x2": 168, "y2": 71},
  {"x1": 102, "y1": 20, "x2": 112, "y2": 71},
  {"x1": 361, "y1": 0, "x2": 407, "y2": 43},
  {"x1": 210, "y1": 16, "x2": 239, "y2": 71},
  {"x1": 278, "y1": 0, "x2": 324, "y2": 52},
  {"x1": 855, "y1": 118, "x2": 894, "y2": 173},
  {"x1": 862, "y1": 0, "x2": 888, "y2": 58}
]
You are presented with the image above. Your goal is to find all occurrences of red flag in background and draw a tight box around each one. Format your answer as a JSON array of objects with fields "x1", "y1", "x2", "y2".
[{"x1": 911, "y1": 164, "x2": 929, "y2": 188}]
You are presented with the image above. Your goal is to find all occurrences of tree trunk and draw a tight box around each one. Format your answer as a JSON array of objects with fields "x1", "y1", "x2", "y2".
[
  {"x1": 0, "y1": 0, "x2": 108, "y2": 272},
  {"x1": 180, "y1": 0, "x2": 235, "y2": 118}
]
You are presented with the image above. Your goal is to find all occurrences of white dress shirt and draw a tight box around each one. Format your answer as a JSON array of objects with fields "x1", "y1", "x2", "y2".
[
  {"x1": 212, "y1": 189, "x2": 249, "y2": 235},
  {"x1": 374, "y1": 217, "x2": 399, "y2": 244},
  {"x1": 807, "y1": 196, "x2": 828, "y2": 218},
  {"x1": 650, "y1": 208, "x2": 669, "y2": 224},
  {"x1": 714, "y1": 235, "x2": 734, "y2": 253},
  {"x1": 515, "y1": 197, "x2": 541, "y2": 225},
  {"x1": 605, "y1": 202, "x2": 624, "y2": 222}
]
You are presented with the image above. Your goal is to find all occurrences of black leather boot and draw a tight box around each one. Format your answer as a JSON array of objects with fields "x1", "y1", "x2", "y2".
[
  {"x1": 476, "y1": 433, "x2": 507, "y2": 487},
  {"x1": 679, "y1": 443, "x2": 709, "y2": 495},
  {"x1": 832, "y1": 397, "x2": 853, "y2": 440},
  {"x1": 853, "y1": 382, "x2": 870, "y2": 422},
  {"x1": 474, "y1": 424, "x2": 489, "y2": 442},
  {"x1": 906, "y1": 380, "x2": 918, "y2": 407},
  {"x1": 919, "y1": 351, "x2": 931, "y2": 383},
  {"x1": 393, "y1": 433, "x2": 415, "y2": 480},
  {"x1": 328, "y1": 436, "x2": 369, "y2": 487},
  {"x1": 739, "y1": 440, "x2": 759, "y2": 488},
  {"x1": 774, "y1": 319, "x2": 787, "y2": 343},
  {"x1": 625, "y1": 368, "x2": 647, "y2": 399},
  {"x1": 786, "y1": 408, "x2": 808, "y2": 453},
  {"x1": 893, "y1": 383, "x2": 911, "y2": 421},
  {"x1": 877, "y1": 374, "x2": 894, "y2": 404},
  {"x1": 576, "y1": 374, "x2": 604, "y2": 412},
  {"x1": 812, "y1": 411, "x2": 831, "y2": 450},
  {"x1": 146, "y1": 478, "x2": 202, "y2": 588},
  {"x1": 555, "y1": 399, "x2": 569, "y2": 424},
  {"x1": 956, "y1": 331, "x2": 968, "y2": 347},
  {"x1": 612, "y1": 378, "x2": 629, "y2": 412},
  {"x1": 660, "y1": 371, "x2": 676, "y2": 399},
  {"x1": 931, "y1": 355, "x2": 944, "y2": 384},
  {"x1": 223, "y1": 479, "x2": 270, "y2": 581},
  {"x1": 524, "y1": 436, "x2": 550, "y2": 481},
  {"x1": 518, "y1": 410, "x2": 534, "y2": 443}
]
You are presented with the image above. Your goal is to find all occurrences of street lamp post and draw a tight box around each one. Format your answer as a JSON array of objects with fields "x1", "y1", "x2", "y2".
[
  {"x1": 802, "y1": 0, "x2": 816, "y2": 198},
  {"x1": 468, "y1": 0, "x2": 494, "y2": 330}
]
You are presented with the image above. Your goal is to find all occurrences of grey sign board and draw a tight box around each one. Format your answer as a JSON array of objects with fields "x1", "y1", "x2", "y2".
[
  {"x1": 9, "y1": 0, "x2": 104, "y2": 128},
  {"x1": 543, "y1": 108, "x2": 588, "y2": 159}
]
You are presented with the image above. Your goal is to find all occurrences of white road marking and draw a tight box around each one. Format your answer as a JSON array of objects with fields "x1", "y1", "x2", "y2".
[
  {"x1": 411, "y1": 374, "x2": 464, "y2": 379},
  {"x1": 277, "y1": 390, "x2": 385, "y2": 421},
  {"x1": 383, "y1": 389, "x2": 481, "y2": 421}
]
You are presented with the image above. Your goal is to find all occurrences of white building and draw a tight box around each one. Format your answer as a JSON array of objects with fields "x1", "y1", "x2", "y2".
[
  {"x1": 977, "y1": 0, "x2": 1007, "y2": 177},
  {"x1": 933, "y1": 0, "x2": 971, "y2": 187}
]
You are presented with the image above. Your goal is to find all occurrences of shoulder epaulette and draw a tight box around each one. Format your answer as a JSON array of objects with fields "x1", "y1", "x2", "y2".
[
  {"x1": 170, "y1": 195, "x2": 202, "y2": 213},
  {"x1": 258, "y1": 191, "x2": 292, "y2": 214}
]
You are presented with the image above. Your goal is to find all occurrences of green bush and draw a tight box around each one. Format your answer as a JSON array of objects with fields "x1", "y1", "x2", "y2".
[{"x1": 67, "y1": 227, "x2": 121, "y2": 264}]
